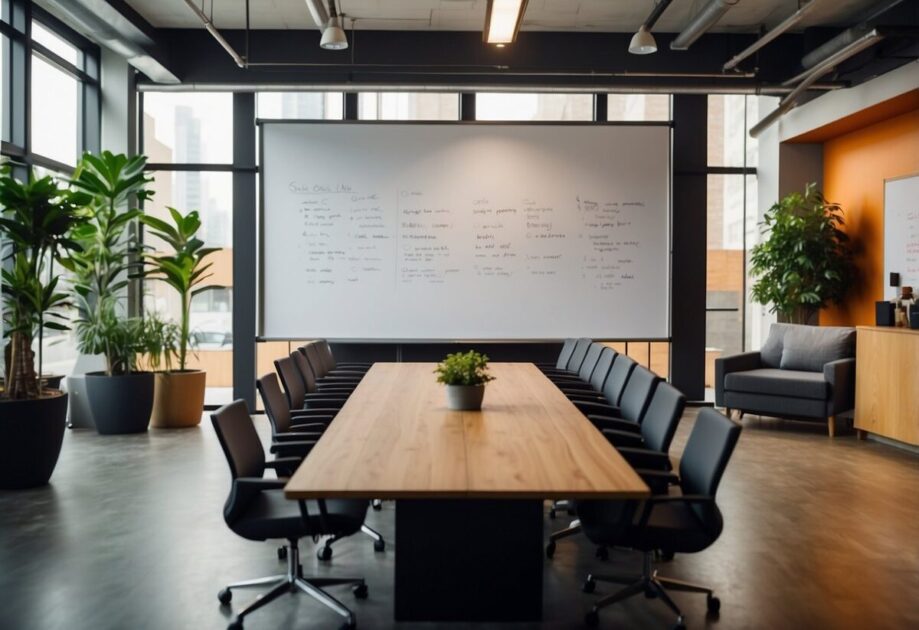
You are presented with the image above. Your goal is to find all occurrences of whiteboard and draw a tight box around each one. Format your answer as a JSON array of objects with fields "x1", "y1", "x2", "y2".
[
  {"x1": 884, "y1": 173, "x2": 919, "y2": 293},
  {"x1": 260, "y1": 122, "x2": 670, "y2": 340}
]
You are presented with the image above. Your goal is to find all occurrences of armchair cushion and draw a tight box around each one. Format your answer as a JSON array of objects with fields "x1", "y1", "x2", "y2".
[
  {"x1": 779, "y1": 325, "x2": 855, "y2": 372},
  {"x1": 760, "y1": 323, "x2": 793, "y2": 367},
  {"x1": 724, "y1": 368, "x2": 828, "y2": 400}
]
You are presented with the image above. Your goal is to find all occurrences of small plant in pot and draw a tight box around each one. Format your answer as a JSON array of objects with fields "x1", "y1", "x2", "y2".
[
  {"x1": 0, "y1": 167, "x2": 87, "y2": 488},
  {"x1": 62, "y1": 151, "x2": 156, "y2": 435},
  {"x1": 140, "y1": 207, "x2": 219, "y2": 428},
  {"x1": 435, "y1": 350, "x2": 495, "y2": 411}
]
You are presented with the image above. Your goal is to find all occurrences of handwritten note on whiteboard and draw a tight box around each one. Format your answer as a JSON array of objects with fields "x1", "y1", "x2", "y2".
[{"x1": 884, "y1": 174, "x2": 919, "y2": 293}]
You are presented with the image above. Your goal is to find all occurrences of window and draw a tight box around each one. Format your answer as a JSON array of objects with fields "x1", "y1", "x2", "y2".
[
  {"x1": 606, "y1": 94, "x2": 671, "y2": 121},
  {"x1": 705, "y1": 95, "x2": 759, "y2": 387},
  {"x1": 31, "y1": 20, "x2": 79, "y2": 65},
  {"x1": 141, "y1": 91, "x2": 235, "y2": 405},
  {"x1": 30, "y1": 54, "x2": 78, "y2": 165},
  {"x1": 358, "y1": 92, "x2": 459, "y2": 120},
  {"x1": 257, "y1": 92, "x2": 343, "y2": 119},
  {"x1": 142, "y1": 92, "x2": 233, "y2": 164},
  {"x1": 475, "y1": 93, "x2": 593, "y2": 121}
]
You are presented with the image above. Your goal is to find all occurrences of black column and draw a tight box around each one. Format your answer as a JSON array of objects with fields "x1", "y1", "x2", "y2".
[
  {"x1": 460, "y1": 93, "x2": 476, "y2": 121},
  {"x1": 344, "y1": 92, "x2": 358, "y2": 120},
  {"x1": 232, "y1": 93, "x2": 257, "y2": 407},
  {"x1": 670, "y1": 95, "x2": 707, "y2": 400}
]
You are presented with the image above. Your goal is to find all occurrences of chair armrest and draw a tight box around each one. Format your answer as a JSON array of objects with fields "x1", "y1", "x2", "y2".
[
  {"x1": 303, "y1": 398, "x2": 345, "y2": 410},
  {"x1": 274, "y1": 432, "x2": 323, "y2": 442},
  {"x1": 573, "y1": 400, "x2": 619, "y2": 415},
  {"x1": 316, "y1": 384, "x2": 355, "y2": 393},
  {"x1": 617, "y1": 447, "x2": 672, "y2": 471},
  {"x1": 291, "y1": 409, "x2": 338, "y2": 419},
  {"x1": 558, "y1": 383, "x2": 597, "y2": 394},
  {"x1": 634, "y1": 468, "x2": 680, "y2": 494},
  {"x1": 590, "y1": 415, "x2": 635, "y2": 432},
  {"x1": 824, "y1": 357, "x2": 856, "y2": 414},
  {"x1": 636, "y1": 494, "x2": 714, "y2": 529},
  {"x1": 715, "y1": 351, "x2": 762, "y2": 406},
  {"x1": 601, "y1": 429, "x2": 645, "y2": 448},
  {"x1": 226, "y1": 477, "x2": 288, "y2": 522},
  {"x1": 288, "y1": 421, "x2": 330, "y2": 432},
  {"x1": 268, "y1": 442, "x2": 316, "y2": 459}
]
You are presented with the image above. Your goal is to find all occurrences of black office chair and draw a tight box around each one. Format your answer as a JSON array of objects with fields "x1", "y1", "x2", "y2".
[
  {"x1": 316, "y1": 339, "x2": 372, "y2": 372},
  {"x1": 301, "y1": 344, "x2": 364, "y2": 386},
  {"x1": 541, "y1": 337, "x2": 592, "y2": 378},
  {"x1": 578, "y1": 364, "x2": 660, "y2": 433},
  {"x1": 291, "y1": 350, "x2": 356, "y2": 396},
  {"x1": 546, "y1": 382, "x2": 684, "y2": 558},
  {"x1": 578, "y1": 408, "x2": 742, "y2": 629},
  {"x1": 567, "y1": 353, "x2": 637, "y2": 410},
  {"x1": 548, "y1": 341, "x2": 604, "y2": 386},
  {"x1": 211, "y1": 400, "x2": 369, "y2": 630},
  {"x1": 536, "y1": 338, "x2": 578, "y2": 372},
  {"x1": 556, "y1": 347, "x2": 617, "y2": 397},
  {"x1": 275, "y1": 356, "x2": 349, "y2": 411}
]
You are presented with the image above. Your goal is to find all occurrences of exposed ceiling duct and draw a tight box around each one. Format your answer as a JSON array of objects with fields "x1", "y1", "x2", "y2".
[
  {"x1": 723, "y1": 0, "x2": 819, "y2": 72},
  {"x1": 182, "y1": 0, "x2": 245, "y2": 68},
  {"x1": 304, "y1": 0, "x2": 330, "y2": 32},
  {"x1": 671, "y1": 0, "x2": 740, "y2": 51},
  {"x1": 749, "y1": 27, "x2": 886, "y2": 137},
  {"x1": 800, "y1": 0, "x2": 907, "y2": 70}
]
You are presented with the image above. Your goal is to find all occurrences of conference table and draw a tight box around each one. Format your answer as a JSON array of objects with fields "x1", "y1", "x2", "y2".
[{"x1": 285, "y1": 362, "x2": 649, "y2": 622}]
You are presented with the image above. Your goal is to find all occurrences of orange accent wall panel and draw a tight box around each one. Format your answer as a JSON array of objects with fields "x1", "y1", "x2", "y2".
[{"x1": 821, "y1": 108, "x2": 919, "y2": 327}]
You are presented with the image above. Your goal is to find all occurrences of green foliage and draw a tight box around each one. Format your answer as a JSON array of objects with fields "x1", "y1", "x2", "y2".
[
  {"x1": 0, "y1": 166, "x2": 86, "y2": 399},
  {"x1": 60, "y1": 151, "x2": 154, "y2": 376},
  {"x1": 140, "y1": 208, "x2": 219, "y2": 371},
  {"x1": 144, "y1": 311, "x2": 180, "y2": 373},
  {"x1": 434, "y1": 350, "x2": 495, "y2": 386},
  {"x1": 749, "y1": 182, "x2": 855, "y2": 324}
]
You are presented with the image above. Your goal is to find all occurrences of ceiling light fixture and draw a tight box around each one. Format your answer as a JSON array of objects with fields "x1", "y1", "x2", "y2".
[
  {"x1": 629, "y1": 26, "x2": 657, "y2": 55},
  {"x1": 484, "y1": 0, "x2": 529, "y2": 46},
  {"x1": 320, "y1": 0, "x2": 348, "y2": 50}
]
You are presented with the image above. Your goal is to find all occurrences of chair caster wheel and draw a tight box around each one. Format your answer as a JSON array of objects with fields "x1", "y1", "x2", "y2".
[
  {"x1": 372, "y1": 500, "x2": 382, "y2": 511},
  {"x1": 673, "y1": 616, "x2": 686, "y2": 630},
  {"x1": 545, "y1": 542, "x2": 556, "y2": 559},
  {"x1": 373, "y1": 539, "x2": 385, "y2": 552},
  {"x1": 277, "y1": 546, "x2": 287, "y2": 560},
  {"x1": 317, "y1": 546, "x2": 333, "y2": 561},
  {"x1": 707, "y1": 595, "x2": 721, "y2": 613},
  {"x1": 227, "y1": 619, "x2": 243, "y2": 630},
  {"x1": 353, "y1": 583, "x2": 368, "y2": 599},
  {"x1": 218, "y1": 588, "x2": 232, "y2": 605},
  {"x1": 582, "y1": 578, "x2": 596, "y2": 593},
  {"x1": 339, "y1": 622, "x2": 356, "y2": 630},
  {"x1": 584, "y1": 610, "x2": 599, "y2": 627},
  {"x1": 595, "y1": 546, "x2": 609, "y2": 560}
]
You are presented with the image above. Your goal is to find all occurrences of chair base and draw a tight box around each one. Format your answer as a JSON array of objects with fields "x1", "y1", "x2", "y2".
[
  {"x1": 220, "y1": 539, "x2": 366, "y2": 630},
  {"x1": 583, "y1": 552, "x2": 719, "y2": 628}
]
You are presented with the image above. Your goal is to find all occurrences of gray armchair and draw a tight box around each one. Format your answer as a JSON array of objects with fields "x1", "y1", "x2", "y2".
[{"x1": 715, "y1": 323, "x2": 856, "y2": 437}]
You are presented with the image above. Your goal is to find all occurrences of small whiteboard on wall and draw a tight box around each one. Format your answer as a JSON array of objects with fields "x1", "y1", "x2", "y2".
[
  {"x1": 884, "y1": 173, "x2": 919, "y2": 292},
  {"x1": 259, "y1": 122, "x2": 671, "y2": 341}
]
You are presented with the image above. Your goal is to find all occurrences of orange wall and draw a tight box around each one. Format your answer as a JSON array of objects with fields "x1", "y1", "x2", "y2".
[{"x1": 820, "y1": 108, "x2": 919, "y2": 326}]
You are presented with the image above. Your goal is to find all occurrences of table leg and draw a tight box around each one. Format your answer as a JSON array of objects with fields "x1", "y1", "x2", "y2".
[{"x1": 394, "y1": 499, "x2": 544, "y2": 622}]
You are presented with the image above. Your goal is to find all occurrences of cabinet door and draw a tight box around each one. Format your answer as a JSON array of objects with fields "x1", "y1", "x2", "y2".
[{"x1": 855, "y1": 330, "x2": 919, "y2": 445}]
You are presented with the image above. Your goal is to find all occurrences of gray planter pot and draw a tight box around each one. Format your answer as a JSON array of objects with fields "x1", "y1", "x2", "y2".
[
  {"x1": 65, "y1": 375, "x2": 95, "y2": 429},
  {"x1": 85, "y1": 371, "x2": 155, "y2": 435},
  {"x1": 445, "y1": 384, "x2": 486, "y2": 411}
]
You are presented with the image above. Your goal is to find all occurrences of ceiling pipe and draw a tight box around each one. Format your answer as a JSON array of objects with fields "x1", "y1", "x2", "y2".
[
  {"x1": 723, "y1": 0, "x2": 819, "y2": 72},
  {"x1": 136, "y1": 81, "x2": 841, "y2": 96},
  {"x1": 799, "y1": 0, "x2": 906, "y2": 71},
  {"x1": 749, "y1": 27, "x2": 885, "y2": 137},
  {"x1": 304, "y1": 0, "x2": 330, "y2": 31},
  {"x1": 182, "y1": 0, "x2": 246, "y2": 68},
  {"x1": 643, "y1": 0, "x2": 676, "y2": 30},
  {"x1": 671, "y1": 0, "x2": 740, "y2": 51}
]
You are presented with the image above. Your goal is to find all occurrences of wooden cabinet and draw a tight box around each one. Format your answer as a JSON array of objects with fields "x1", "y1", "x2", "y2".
[{"x1": 855, "y1": 326, "x2": 919, "y2": 446}]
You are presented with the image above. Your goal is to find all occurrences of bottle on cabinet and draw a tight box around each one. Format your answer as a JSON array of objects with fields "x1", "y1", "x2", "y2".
[{"x1": 895, "y1": 286, "x2": 915, "y2": 328}]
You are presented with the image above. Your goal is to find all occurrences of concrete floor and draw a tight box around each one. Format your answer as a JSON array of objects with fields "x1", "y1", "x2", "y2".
[{"x1": 1, "y1": 410, "x2": 918, "y2": 630}]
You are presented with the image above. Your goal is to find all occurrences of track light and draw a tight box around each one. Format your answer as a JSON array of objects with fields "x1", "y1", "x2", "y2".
[
  {"x1": 320, "y1": 1, "x2": 348, "y2": 50},
  {"x1": 629, "y1": 26, "x2": 657, "y2": 55},
  {"x1": 484, "y1": 0, "x2": 529, "y2": 45}
]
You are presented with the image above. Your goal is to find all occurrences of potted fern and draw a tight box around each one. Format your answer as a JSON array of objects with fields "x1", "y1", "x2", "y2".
[
  {"x1": 0, "y1": 168, "x2": 87, "y2": 488},
  {"x1": 141, "y1": 208, "x2": 219, "y2": 427},
  {"x1": 434, "y1": 350, "x2": 495, "y2": 411},
  {"x1": 750, "y1": 183, "x2": 856, "y2": 325},
  {"x1": 62, "y1": 152, "x2": 156, "y2": 434}
]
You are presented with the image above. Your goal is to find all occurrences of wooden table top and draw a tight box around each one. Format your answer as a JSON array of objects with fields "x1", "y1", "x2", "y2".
[{"x1": 284, "y1": 363, "x2": 650, "y2": 500}]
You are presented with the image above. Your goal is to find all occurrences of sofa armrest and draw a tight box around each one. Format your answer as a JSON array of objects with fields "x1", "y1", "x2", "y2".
[
  {"x1": 824, "y1": 357, "x2": 856, "y2": 415},
  {"x1": 715, "y1": 351, "x2": 762, "y2": 407}
]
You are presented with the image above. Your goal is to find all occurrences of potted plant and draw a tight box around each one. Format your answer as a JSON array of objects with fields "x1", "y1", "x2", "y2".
[
  {"x1": 750, "y1": 182, "x2": 856, "y2": 325},
  {"x1": 434, "y1": 350, "x2": 495, "y2": 411},
  {"x1": 141, "y1": 207, "x2": 219, "y2": 428},
  {"x1": 0, "y1": 168, "x2": 87, "y2": 488},
  {"x1": 62, "y1": 151, "x2": 156, "y2": 435}
]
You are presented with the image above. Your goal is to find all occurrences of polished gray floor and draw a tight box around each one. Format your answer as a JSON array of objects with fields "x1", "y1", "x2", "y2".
[{"x1": 2, "y1": 411, "x2": 918, "y2": 630}]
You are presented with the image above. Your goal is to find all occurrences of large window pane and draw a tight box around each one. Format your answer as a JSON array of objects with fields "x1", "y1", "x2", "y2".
[
  {"x1": 475, "y1": 93, "x2": 593, "y2": 121},
  {"x1": 142, "y1": 92, "x2": 233, "y2": 164},
  {"x1": 707, "y1": 94, "x2": 760, "y2": 168},
  {"x1": 358, "y1": 92, "x2": 459, "y2": 120},
  {"x1": 32, "y1": 20, "x2": 80, "y2": 66},
  {"x1": 606, "y1": 94, "x2": 671, "y2": 121},
  {"x1": 257, "y1": 92, "x2": 343, "y2": 119},
  {"x1": 30, "y1": 54, "x2": 78, "y2": 164}
]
